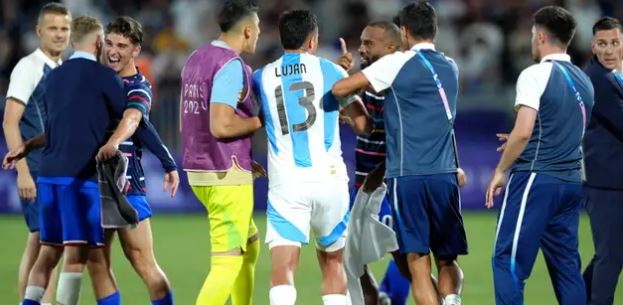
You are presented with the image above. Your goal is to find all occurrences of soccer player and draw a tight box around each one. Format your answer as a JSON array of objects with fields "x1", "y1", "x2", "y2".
[
  {"x1": 333, "y1": 2, "x2": 467, "y2": 305},
  {"x1": 179, "y1": 1, "x2": 262, "y2": 305},
  {"x1": 2, "y1": 3, "x2": 70, "y2": 303},
  {"x1": 10, "y1": 16, "x2": 144, "y2": 305},
  {"x1": 253, "y1": 10, "x2": 369, "y2": 305},
  {"x1": 485, "y1": 6, "x2": 594, "y2": 305},
  {"x1": 580, "y1": 17, "x2": 623, "y2": 305},
  {"x1": 89, "y1": 16, "x2": 179, "y2": 305},
  {"x1": 337, "y1": 21, "x2": 411, "y2": 305}
]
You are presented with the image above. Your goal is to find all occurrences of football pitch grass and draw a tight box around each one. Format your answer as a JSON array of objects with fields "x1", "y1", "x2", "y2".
[{"x1": 1, "y1": 213, "x2": 621, "y2": 305}]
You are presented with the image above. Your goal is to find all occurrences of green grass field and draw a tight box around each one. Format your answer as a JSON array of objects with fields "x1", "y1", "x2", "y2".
[{"x1": 1, "y1": 213, "x2": 621, "y2": 305}]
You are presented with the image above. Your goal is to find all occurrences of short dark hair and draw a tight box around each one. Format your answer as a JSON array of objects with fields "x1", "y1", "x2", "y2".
[
  {"x1": 392, "y1": 15, "x2": 401, "y2": 27},
  {"x1": 218, "y1": 0, "x2": 259, "y2": 33},
  {"x1": 368, "y1": 21, "x2": 402, "y2": 45},
  {"x1": 592, "y1": 17, "x2": 622, "y2": 35},
  {"x1": 278, "y1": 10, "x2": 318, "y2": 50},
  {"x1": 399, "y1": 1, "x2": 437, "y2": 40},
  {"x1": 38, "y1": 2, "x2": 71, "y2": 24},
  {"x1": 533, "y1": 6, "x2": 577, "y2": 46},
  {"x1": 106, "y1": 16, "x2": 143, "y2": 45}
]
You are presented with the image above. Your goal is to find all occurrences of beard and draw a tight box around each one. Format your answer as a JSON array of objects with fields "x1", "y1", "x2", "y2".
[{"x1": 360, "y1": 55, "x2": 380, "y2": 69}]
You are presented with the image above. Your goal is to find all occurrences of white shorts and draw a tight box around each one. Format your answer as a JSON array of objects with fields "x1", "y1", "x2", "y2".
[{"x1": 265, "y1": 180, "x2": 350, "y2": 252}]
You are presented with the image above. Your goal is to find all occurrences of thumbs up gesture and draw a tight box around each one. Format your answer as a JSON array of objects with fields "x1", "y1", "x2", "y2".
[{"x1": 337, "y1": 37, "x2": 354, "y2": 72}]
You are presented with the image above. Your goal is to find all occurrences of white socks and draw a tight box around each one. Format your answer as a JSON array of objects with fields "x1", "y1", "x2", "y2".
[
  {"x1": 443, "y1": 294, "x2": 462, "y2": 305},
  {"x1": 269, "y1": 285, "x2": 297, "y2": 305},
  {"x1": 24, "y1": 286, "x2": 45, "y2": 302},
  {"x1": 322, "y1": 294, "x2": 348, "y2": 305},
  {"x1": 56, "y1": 272, "x2": 83, "y2": 305}
]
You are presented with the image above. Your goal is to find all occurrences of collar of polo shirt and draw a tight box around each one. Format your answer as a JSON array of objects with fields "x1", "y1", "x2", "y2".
[
  {"x1": 35, "y1": 48, "x2": 62, "y2": 67},
  {"x1": 69, "y1": 50, "x2": 96, "y2": 61},
  {"x1": 540, "y1": 53, "x2": 571, "y2": 63},
  {"x1": 411, "y1": 42, "x2": 436, "y2": 51}
]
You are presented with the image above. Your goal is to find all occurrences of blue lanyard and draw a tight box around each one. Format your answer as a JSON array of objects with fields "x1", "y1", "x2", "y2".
[
  {"x1": 613, "y1": 70, "x2": 623, "y2": 87},
  {"x1": 416, "y1": 50, "x2": 460, "y2": 167},
  {"x1": 553, "y1": 61, "x2": 587, "y2": 133},
  {"x1": 416, "y1": 51, "x2": 453, "y2": 121}
]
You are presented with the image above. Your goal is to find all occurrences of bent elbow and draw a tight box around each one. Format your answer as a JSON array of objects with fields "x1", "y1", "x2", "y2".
[
  {"x1": 352, "y1": 117, "x2": 372, "y2": 136},
  {"x1": 515, "y1": 130, "x2": 532, "y2": 143},
  {"x1": 210, "y1": 125, "x2": 225, "y2": 139},
  {"x1": 210, "y1": 121, "x2": 228, "y2": 139},
  {"x1": 2, "y1": 118, "x2": 16, "y2": 134},
  {"x1": 332, "y1": 82, "x2": 348, "y2": 97}
]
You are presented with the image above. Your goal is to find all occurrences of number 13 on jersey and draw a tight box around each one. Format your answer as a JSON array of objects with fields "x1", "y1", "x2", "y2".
[{"x1": 274, "y1": 81, "x2": 317, "y2": 135}]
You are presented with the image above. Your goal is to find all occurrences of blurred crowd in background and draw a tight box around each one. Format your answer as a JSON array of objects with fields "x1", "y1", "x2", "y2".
[{"x1": 1, "y1": 0, "x2": 622, "y2": 151}]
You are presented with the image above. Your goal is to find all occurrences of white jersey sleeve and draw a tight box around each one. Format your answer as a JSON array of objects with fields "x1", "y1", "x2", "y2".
[
  {"x1": 361, "y1": 51, "x2": 413, "y2": 92},
  {"x1": 6, "y1": 57, "x2": 39, "y2": 105},
  {"x1": 515, "y1": 63, "x2": 552, "y2": 111}
]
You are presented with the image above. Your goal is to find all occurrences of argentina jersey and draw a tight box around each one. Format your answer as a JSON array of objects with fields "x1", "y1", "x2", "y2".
[
  {"x1": 253, "y1": 52, "x2": 348, "y2": 187},
  {"x1": 6, "y1": 49, "x2": 61, "y2": 172}
]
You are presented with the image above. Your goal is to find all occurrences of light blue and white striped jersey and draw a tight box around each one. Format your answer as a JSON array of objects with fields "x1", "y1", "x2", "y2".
[{"x1": 253, "y1": 52, "x2": 349, "y2": 186}]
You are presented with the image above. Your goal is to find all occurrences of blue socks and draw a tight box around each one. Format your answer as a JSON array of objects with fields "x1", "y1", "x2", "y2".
[
  {"x1": 97, "y1": 290, "x2": 121, "y2": 305},
  {"x1": 379, "y1": 260, "x2": 411, "y2": 305},
  {"x1": 152, "y1": 291, "x2": 174, "y2": 305},
  {"x1": 21, "y1": 300, "x2": 40, "y2": 305}
]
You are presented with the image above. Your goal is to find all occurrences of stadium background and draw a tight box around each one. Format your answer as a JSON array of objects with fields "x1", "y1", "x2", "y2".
[{"x1": 0, "y1": 0, "x2": 622, "y2": 304}]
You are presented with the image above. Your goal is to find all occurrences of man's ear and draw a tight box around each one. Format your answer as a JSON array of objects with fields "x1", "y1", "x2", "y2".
[
  {"x1": 243, "y1": 25, "x2": 252, "y2": 39},
  {"x1": 132, "y1": 44, "x2": 141, "y2": 58},
  {"x1": 538, "y1": 30, "x2": 548, "y2": 45}
]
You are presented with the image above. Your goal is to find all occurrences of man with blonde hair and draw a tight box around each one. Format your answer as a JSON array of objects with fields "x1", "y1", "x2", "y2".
[
  {"x1": 3, "y1": 3, "x2": 70, "y2": 303},
  {"x1": 10, "y1": 15, "x2": 144, "y2": 305}
]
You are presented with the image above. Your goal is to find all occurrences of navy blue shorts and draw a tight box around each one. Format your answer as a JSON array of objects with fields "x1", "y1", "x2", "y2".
[
  {"x1": 127, "y1": 195, "x2": 152, "y2": 221},
  {"x1": 387, "y1": 173, "x2": 468, "y2": 257},
  {"x1": 349, "y1": 187, "x2": 394, "y2": 228},
  {"x1": 20, "y1": 172, "x2": 39, "y2": 232},
  {"x1": 38, "y1": 177, "x2": 104, "y2": 247}
]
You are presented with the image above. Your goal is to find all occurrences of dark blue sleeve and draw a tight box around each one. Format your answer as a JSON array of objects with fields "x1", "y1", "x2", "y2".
[
  {"x1": 591, "y1": 72, "x2": 623, "y2": 141},
  {"x1": 134, "y1": 118, "x2": 177, "y2": 172},
  {"x1": 102, "y1": 70, "x2": 127, "y2": 118}
]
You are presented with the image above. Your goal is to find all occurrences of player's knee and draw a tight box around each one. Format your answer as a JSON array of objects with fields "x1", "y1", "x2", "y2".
[
  {"x1": 128, "y1": 250, "x2": 158, "y2": 278},
  {"x1": 33, "y1": 247, "x2": 62, "y2": 272},
  {"x1": 320, "y1": 252, "x2": 344, "y2": 275},
  {"x1": 492, "y1": 252, "x2": 508, "y2": 270},
  {"x1": 436, "y1": 256, "x2": 459, "y2": 268},
  {"x1": 321, "y1": 248, "x2": 343, "y2": 262}
]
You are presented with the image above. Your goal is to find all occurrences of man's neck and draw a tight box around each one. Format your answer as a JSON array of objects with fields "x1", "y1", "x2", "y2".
[
  {"x1": 283, "y1": 48, "x2": 306, "y2": 54},
  {"x1": 119, "y1": 61, "x2": 138, "y2": 77},
  {"x1": 539, "y1": 46, "x2": 567, "y2": 61},
  {"x1": 217, "y1": 33, "x2": 244, "y2": 55},
  {"x1": 73, "y1": 45, "x2": 96, "y2": 58},
  {"x1": 408, "y1": 38, "x2": 434, "y2": 49},
  {"x1": 40, "y1": 47, "x2": 62, "y2": 63}
]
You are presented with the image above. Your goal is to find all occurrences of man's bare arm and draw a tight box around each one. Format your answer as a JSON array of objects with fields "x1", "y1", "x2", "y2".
[
  {"x1": 97, "y1": 108, "x2": 143, "y2": 161},
  {"x1": 332, "y1": 72, "x2": 371, "y2": 97},
  {"x1": 3, "y1": 99, "x2": 30, "y2": 174},
  {"x1": 341, "y1": 97, "x2": 372, "y2": 135},
  {"x1": 210, "y1": 103, "x2": 262, "y2": 139}
]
